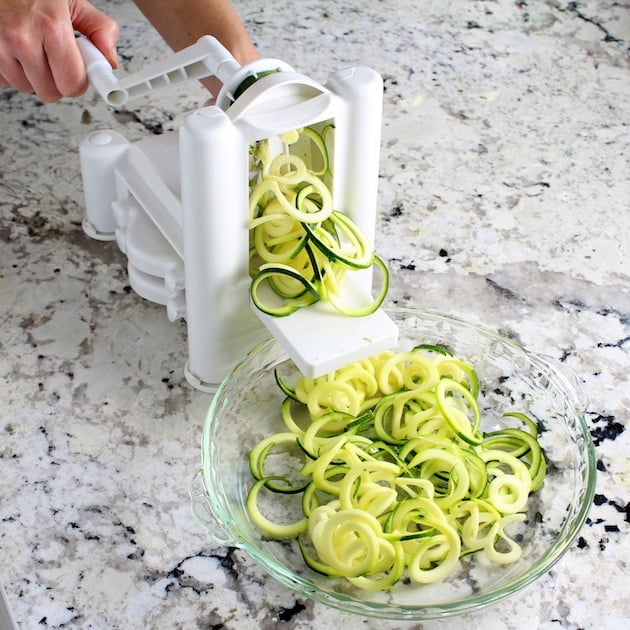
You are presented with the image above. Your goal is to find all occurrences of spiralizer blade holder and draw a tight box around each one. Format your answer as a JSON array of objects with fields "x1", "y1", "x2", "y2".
[{"x1": 78, "y1": 36, "x2": 398, "y2": 391}]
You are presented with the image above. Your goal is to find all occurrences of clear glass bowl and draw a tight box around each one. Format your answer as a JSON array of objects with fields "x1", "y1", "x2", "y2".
[{"x1": 191, "y1": 308, "x2": 596, "y2": 620}]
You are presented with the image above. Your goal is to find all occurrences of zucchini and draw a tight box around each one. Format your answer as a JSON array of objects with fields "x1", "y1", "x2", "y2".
[{"x1": 245, "y1": 346, "x2": 548, "y2": 589}]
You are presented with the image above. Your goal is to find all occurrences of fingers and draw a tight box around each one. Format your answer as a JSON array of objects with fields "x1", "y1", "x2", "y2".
[
  {"x1": 72, "y1": 0, "x2": 119, "y2": 69},
  {"x1": 0, "y1": 65, "x2": 36, "y2": 96},
  {"x1": 43, "y1": 20, "x2": 89, "y2": 98},
  {"x1": 0, "y1": 28, "x2": 63, "y2": 101}
]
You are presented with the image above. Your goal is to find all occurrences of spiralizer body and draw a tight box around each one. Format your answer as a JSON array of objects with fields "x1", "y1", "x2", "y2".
[{"x1": 78, "y1": 36, "x2": 397, "y2": 391}]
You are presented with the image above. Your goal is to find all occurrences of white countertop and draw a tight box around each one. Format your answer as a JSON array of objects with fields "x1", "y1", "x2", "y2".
[{"x1": 1, "y1": 1, "x2": 629, "y2": 628}]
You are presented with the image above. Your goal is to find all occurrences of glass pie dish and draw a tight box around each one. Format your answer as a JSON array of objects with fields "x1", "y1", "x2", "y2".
[{"x1": 190, "y1": 308, "x2": 596, "y2": 620}]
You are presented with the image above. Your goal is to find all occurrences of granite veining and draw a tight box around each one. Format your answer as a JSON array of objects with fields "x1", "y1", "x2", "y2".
[{"x1": 1, "y1": 1, "x2": 629, "y2": 628}]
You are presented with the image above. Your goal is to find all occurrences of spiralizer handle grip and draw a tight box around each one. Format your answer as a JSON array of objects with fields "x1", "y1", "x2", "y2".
[{"x1": 76, "y1": 36, "x2": 127, "y2": 105}]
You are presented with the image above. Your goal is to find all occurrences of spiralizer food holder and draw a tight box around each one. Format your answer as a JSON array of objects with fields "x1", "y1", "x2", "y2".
[{"x1": 78, "y1": 36, "x2": 397, "y2": 391}]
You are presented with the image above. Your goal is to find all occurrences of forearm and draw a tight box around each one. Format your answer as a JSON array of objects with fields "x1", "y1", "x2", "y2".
[{"x1": 133, "y1": 0, "x2": 258, "y2": 64}]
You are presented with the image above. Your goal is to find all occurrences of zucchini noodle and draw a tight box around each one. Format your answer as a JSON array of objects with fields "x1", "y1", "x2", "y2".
[
  {"x1": 247, "y1": 345, "x2": 547, "y2": 590},
  {"x1": 248, "y1": 126, "x2": 388, "y2": 317}
]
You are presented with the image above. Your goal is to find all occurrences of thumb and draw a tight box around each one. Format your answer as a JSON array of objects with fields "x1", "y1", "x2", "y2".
[{"x1": 72, "y1": 0, "x2": 120, "y2": 68}]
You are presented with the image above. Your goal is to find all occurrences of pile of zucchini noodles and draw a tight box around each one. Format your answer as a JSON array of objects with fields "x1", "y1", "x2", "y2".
[
  {"x1": 248, "y1": 126, "x2": 388, "y2": 316},
  {"x1": 246, "y1": 344, "x2": 547, "y2": 591}
]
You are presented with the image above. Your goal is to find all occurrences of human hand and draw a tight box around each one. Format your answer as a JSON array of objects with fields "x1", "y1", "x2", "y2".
[{"x1": 0, "y1": 0, "x2": 119, "y2": 102}]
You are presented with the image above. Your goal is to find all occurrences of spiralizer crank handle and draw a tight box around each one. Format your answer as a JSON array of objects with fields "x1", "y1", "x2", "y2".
[{"x1": 76, "y1": 34, "x2": 240, "y2": 106}]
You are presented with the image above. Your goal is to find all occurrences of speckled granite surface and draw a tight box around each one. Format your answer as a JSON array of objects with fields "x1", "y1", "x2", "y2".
[{"x1": 1, "y1": 1, "x2": 629, "y2": 628}]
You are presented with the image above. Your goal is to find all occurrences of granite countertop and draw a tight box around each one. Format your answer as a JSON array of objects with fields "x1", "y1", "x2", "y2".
[{"x1": 1, "y1": 1, "x2": 629, "y2": 628}]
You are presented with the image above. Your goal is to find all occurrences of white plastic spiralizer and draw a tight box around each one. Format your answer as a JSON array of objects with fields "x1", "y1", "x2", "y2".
[{"x1": 78, "y1": 35, "x2": 398, "y2": 392}]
